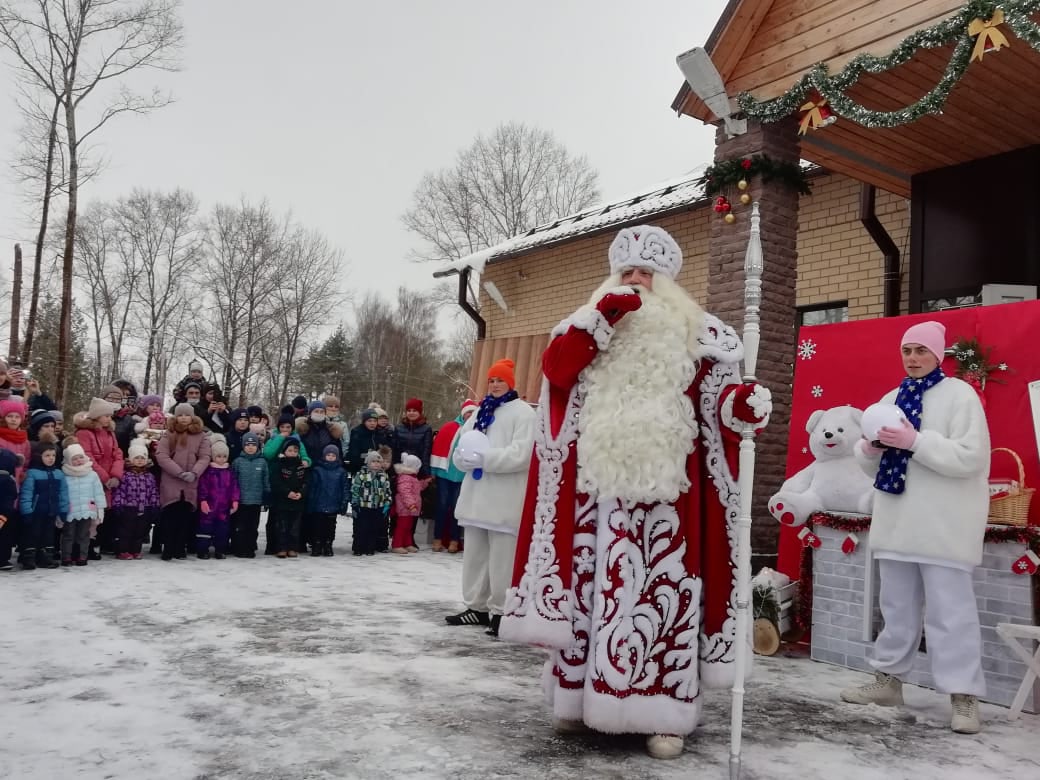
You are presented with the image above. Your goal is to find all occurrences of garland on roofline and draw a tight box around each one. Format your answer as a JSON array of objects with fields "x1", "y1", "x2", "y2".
[
  {"x1": 738, "y1": 0, "x2": 1040, "y2": 129},
  {"x1": 792, "y1": 514, "x2": 1040, "y2": 633},
  {"x1": 698, "y1": 154, "x2": 812, "y2": 197}
]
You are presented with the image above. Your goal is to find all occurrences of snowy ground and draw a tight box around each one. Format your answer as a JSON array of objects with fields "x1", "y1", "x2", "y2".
[{"x1": 3, "y1": 522, "x2": 1039, "y2": 780}]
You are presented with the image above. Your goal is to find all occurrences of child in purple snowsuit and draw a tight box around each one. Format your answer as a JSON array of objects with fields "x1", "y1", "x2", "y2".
[
  {"x1": 111, "y1": 439, "x2": 160, "y2": 559},
  {"x1": 196, "y1": 438, "x2": 239, "y2": 559}
]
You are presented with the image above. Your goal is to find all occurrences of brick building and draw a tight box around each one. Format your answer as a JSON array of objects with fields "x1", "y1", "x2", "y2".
[{"x1": 435, "y1": 166, "x2": 909, "y2": 558}]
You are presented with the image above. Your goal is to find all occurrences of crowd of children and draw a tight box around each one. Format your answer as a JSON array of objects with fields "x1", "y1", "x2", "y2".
[{"x1": 0, "y1": 359, "x2": 473, "y2": 571}]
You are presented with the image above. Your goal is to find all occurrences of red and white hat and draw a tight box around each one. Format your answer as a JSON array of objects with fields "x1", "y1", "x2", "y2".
[{"x1": 461, "y1": 398, "x2": 479, "y2": 416}]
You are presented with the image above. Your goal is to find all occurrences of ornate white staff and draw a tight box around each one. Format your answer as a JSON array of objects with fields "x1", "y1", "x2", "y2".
[{"x1": 730, "y1": 201, "x2": 764, "y2": 780}]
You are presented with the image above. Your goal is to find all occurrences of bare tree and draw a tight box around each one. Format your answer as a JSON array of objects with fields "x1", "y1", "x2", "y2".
[
  {"x1": 402, "y1": 122, "x2": 601, "y2": 263},
  {"x1": 194, "y1": 200, "x2": 283, "y2": 405},
  {"x1": 73, "y1": 202, "x2": 139, "y2": 379},
  {"x1": 262, "y1": 226, "x2": 344, "y2": 404},
  {"x1": 111, "y1": 188, "x2": 200, "y2": 393},
  {"x1": 0, "y1": 0, "x2": 183, "y2": 403}
]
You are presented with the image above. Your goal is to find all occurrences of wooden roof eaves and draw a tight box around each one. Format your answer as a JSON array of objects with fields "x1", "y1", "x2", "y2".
[{"x1": 671, "y1": 0, "x2": 775, "y2": 121}]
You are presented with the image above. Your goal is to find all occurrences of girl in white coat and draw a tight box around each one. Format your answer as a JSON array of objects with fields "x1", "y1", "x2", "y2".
[
  {"x1": 844, "y1": 320, "x2": 989, "y2": 734},
  {"x1": 445, "y1": 358, "x2": 535, "y2": 637}
]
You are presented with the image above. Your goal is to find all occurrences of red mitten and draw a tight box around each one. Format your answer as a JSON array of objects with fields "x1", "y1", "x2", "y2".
[
  {"x1": 595, "y1": 288, "x2": 642, "y2": 326},
  {"x1": 732, "y1": 382, "x2": 772, "y2": 424}
]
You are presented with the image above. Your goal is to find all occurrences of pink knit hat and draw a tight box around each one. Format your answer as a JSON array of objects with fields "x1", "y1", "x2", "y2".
[
  {"x1": 901, "y1": 320, "x2": 947, "y2": 362},
  {"x1": 0, "y1": 398, "x2": 27, "y2": 420}
]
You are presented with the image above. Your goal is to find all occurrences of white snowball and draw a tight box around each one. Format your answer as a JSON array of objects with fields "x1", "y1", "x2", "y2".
[{"x1": 861, "y1": 403, "x2": 907, "y2": 441}]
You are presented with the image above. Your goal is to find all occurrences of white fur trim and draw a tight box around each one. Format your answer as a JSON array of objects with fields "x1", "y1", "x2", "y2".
[
  {"x1": 696, "y1": 313, "x2": 743, "y2": 364},
  {"x1": 501, "y1": 376, "x2": 583, "y2": 645},
  {"x1": 581, "y1": 687, "x2": 702, "y2": 736},
  {"x1": 556, "y1": 305, "x2": 614, "y2": 350},
  {"x1": 747, "y1": 384, "x2": 772, "y2": 420}
]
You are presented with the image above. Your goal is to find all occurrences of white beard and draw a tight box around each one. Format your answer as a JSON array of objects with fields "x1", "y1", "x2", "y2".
[{"x1": 577, "y1": 289, "x2": 700, "y2": 504}]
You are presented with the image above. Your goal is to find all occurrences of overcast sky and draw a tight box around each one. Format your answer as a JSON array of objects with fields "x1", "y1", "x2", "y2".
[{"x1": 0, "y1": 0, "x2": 728, "y2": 323}]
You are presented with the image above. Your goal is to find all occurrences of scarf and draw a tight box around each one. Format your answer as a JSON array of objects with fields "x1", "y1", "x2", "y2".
[
  {"x1": 0, "y1": 426, "x2": 27, "y2": 445},
  {"x1": 63, "y1": 459, "x2": 95, "y2": 478},
  {"x1": 875, "y1": 366, "x2": 945, "y2": 495},
  {"x1": 475, "y1": 390, "x2": 518, "y2": 433}
]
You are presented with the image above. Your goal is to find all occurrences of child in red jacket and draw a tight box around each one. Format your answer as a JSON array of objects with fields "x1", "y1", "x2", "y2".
[
  {"x1": 74, "y1": 397, "x2": 123, "y2": 558},
  {"x1": 392, "y1": 453, "x2": 430, "y2": 554}
]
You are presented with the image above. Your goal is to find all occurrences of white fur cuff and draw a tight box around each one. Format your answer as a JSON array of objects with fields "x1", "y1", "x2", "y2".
[
  {"x1": 557, "y1": 306, "x2": 614, "y2": 351},
  {"x1": 747, "y1": 385, "x2": 772, "y2": 420}
]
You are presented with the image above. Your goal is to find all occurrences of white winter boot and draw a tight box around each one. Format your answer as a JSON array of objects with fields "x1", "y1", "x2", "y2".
[
  {"x1": 950, "y1": 694, "x2": 980, "y2": 734},
  {"x1": 646, "y1": 734, "x2": 684, "y2": 759},
  {"x1": 840, "y1": 672, "x2": 904, "y2": 706}
]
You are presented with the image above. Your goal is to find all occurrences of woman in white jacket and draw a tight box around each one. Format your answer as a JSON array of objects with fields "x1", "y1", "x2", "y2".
[
  {"x1": 445, "y1": 358, "x2": 535, "y2": 637},
  {"x1": 843, "y1": 320, "x2": 989, "y2": 734}
]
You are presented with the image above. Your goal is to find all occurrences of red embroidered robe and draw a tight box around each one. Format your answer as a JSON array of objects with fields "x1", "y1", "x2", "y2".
[{"x1": 500, "y1": 306, "x2": 754, "y2": 735}]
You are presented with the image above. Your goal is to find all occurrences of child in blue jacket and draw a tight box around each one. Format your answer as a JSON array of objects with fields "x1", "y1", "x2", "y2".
[
  {"x1": 59, "y1": 442, "x2": 107, "y2": 566},
  {"x1": 18, "y1": 441, "x2": 68, "y2": 569},
  {"x1": 306, "y1": 444, "x2": 349, "y2": 557}
]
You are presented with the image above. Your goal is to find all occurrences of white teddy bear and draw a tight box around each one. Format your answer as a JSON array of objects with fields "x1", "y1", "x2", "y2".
[{"x1": 768, "y1": 405, "x2": 874, "y2": 528}]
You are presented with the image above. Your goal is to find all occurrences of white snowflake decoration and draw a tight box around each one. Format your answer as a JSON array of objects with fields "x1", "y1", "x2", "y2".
[
  {"x1": 801, "y1": 446, "x2": 808, "y2": 454},
  {"x1": 798, "y1": 338, "x2": 817, "y2": 360},
  {"x1": 999, "y1": 362, "x2": 1008, "y2": 371},
  {"x1": 811, "y1": 385, "x2": 823, "y2": 398}
]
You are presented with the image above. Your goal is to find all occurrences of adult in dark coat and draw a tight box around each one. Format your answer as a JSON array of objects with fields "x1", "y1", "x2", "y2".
[
  {"x1": 395, "y1": 398, "x2": 434, "y2": 478},
  {"x1": 196, "y1": 383, "x2": 232, "y2": 435},
  {"x1": 100, "y1": 381, "x2": 142, "y2": 455},
  {"x1": 345, "y1": 410, "x2": 383, "y2": 476}
]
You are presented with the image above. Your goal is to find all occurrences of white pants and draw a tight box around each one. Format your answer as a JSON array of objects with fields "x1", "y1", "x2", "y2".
[
  {"x1": 870, "y1": 559, "x2": 986, "y2": 696},
  {"x1": 461, "y1": 527, "x2": 518, "y2": 616}
]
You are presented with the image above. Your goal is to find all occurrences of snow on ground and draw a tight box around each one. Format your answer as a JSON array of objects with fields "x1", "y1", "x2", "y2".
[{"x1": 3, "y1": 524, "x2": 1039, "y2": 780}]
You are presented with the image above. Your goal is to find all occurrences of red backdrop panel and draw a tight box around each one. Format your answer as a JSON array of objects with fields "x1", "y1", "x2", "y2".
[{"x1": 775, "y1": 300, "x2": 1040, "y2": 578}]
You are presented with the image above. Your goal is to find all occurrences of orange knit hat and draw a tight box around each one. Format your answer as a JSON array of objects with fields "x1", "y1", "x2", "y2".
[{"x1": 487, "y1": 358, "x2": 516, "y2": 389}]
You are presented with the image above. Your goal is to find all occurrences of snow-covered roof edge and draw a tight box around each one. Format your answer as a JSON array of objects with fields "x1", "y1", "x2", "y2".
[{"x1": 432, "y1": 170, "x2": 709, "y2": 278}]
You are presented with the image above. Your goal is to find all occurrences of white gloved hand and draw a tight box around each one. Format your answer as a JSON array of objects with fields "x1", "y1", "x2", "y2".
[{"x1": 460, "y1": 451, "x2": 485, "y2": 470}]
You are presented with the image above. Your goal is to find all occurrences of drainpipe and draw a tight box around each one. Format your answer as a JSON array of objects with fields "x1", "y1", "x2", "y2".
[
  {"x1": 859, "y1": 183, "x2": 901, "y2": 317},
  {"x1": 459, "y1": 266, "x2": 486, "y2": 339}
]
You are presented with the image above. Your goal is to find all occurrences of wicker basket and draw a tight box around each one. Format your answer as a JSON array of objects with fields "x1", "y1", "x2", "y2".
[{"x1": 988, "y1": 447, "x2": 1034, "y2": 526}]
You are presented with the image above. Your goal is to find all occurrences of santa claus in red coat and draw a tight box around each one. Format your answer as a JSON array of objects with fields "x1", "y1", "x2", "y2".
[{"x1": 500, "y1": 225, "x2": 771, "y2": 759}]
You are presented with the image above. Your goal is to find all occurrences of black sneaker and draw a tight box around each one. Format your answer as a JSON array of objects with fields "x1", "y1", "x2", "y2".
[
  {"x1": 310, "y1": 545, "x2": 322, "y2": 557},
  {"x1": 19, "y1": 558, "x2": 37, "y2": 571},
  {"x1": 213, "y1": 552, "x2": 225, "y2": 560},
  {"x1": 323, "y1": 543, "x2": 334, "y2": 557},
  {"x1": 0, "y1": 560, "x2": 12, "y2": 571},
  {"x1": 197, "y1": 552, "x2": 210, "y2": 560},
  {"x1": 445, "y1": 609, "x2": 490, "y2": 627},
  {"x1": 486, "y1": 614, "x2": 502, "y2": 637},
  {"x1": 87, "y1": 546, "x2": 102, "y2": 561}
]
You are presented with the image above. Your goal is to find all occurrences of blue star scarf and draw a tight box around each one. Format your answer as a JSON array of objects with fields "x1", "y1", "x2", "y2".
[
  {"x1": 474, "y1": 389, "x2": 518, "y2": 434},
  {"x1": 875, "y1": 366, "x2": 945, "y2": 495}
]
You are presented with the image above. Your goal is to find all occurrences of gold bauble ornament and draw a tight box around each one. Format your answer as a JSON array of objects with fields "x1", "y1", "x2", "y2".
[
  {"x1": 737, "y1": 179, "x2": 748, "y2": 190},
  {"x1": 740, "y1": 193, "x2": 752, "y2": 205},
  {"x1": 724, "y1": 213, "x2": 736, "y2": 224}
]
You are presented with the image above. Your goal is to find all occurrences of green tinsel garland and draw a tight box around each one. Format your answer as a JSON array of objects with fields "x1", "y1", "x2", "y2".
[
  {"x1": 698, "y1": 154, "x2": 812, "y2": 196},
  {"x1": 738, "y1": 0, "x2": 1040, "y2": 129}
]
